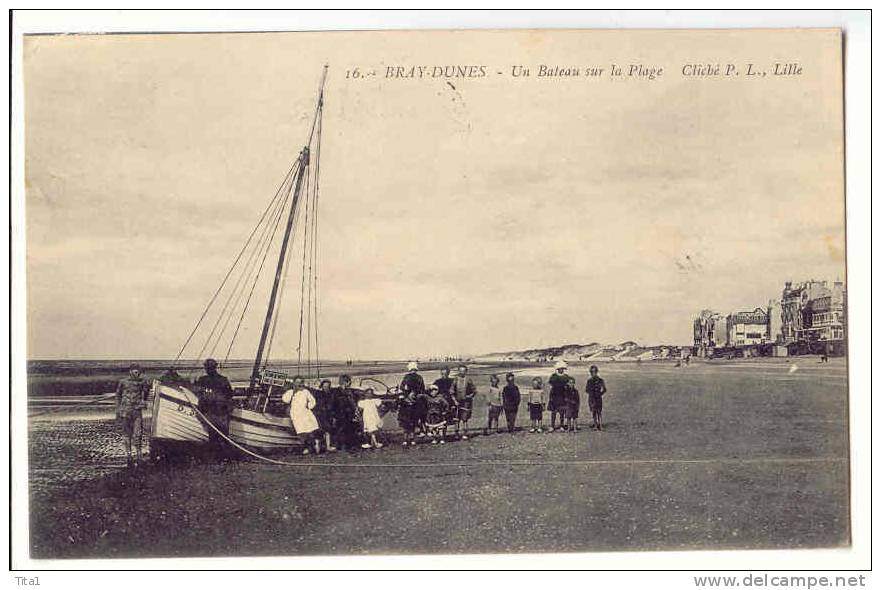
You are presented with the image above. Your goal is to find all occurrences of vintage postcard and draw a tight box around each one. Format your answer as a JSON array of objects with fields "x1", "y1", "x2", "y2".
[{"x1": 16, "y1": 26, "x2": 851, "y2": 566}]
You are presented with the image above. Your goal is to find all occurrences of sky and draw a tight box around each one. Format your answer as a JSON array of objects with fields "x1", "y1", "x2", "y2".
[{"x1": 23, "y1": 29, "x2": 846, "y2": 360}]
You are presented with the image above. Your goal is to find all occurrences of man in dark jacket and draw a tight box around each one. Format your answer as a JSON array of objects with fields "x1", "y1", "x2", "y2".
[
  {"x1": 452, "y1": 365, "x2": 477, "y2": 439},
  {"x1": 401, "y1": 361, "x2": 427, "y2": 437},
  {"x1": 331, "y1": 374, "x2": 361, "y2": 451},
  {"x1": 194, "y1": 358, "x2": 234, "y2": 449},
  {"x1": 432, "y1": 366, "x2": 454, "y2": 403}
]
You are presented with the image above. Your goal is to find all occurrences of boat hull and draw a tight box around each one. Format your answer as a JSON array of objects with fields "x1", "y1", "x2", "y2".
[
  {"x1": 150, "y1": 381, "x2": 299, "y2": 453},
  {"x1": 150, "y1": 381, "x2": 210, "y2": 443},
  {"x1": 229, "y1": 408, "x2": 300, "y2": 451}
]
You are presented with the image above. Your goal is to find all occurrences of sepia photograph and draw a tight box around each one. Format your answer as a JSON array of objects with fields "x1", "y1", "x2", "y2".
[{"x1": 9, "y1": 11, "x2": 871, "y2": 575}]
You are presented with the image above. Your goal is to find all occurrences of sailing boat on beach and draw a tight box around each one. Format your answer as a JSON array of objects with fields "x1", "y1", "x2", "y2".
[{"x1": 150, "y1": 67, "x2": 330, "y2": 454}]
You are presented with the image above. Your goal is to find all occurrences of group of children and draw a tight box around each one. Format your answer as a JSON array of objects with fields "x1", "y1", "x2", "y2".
[
  {"x1": 283, "y1": 374, "x2": 395, "y2": 454},
  {"x1": 282, "y1": 360, "x2": 608, "y2": 453},
  {"x1": 396, "y1": 363, "x2": 478, "y2": 446},
  {"x1": 488, "y1": 361, "x2": 608, "y2": 435}
]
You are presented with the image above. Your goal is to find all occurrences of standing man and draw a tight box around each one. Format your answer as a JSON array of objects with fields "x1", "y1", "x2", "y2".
[
  {"x1": 194, "y1": 358, "x2": 234, "y2": 453},
  {"x1": 585, "y1": 365, "x2": 608, "y2": 431},
  {"x1": 452, "y1": 364, "x2": 477, "y2": 439},
  {"x1": 331, "y1": 374, "x2": 361, "y2": 451},
  {"x1": 401, "y1": 361, "x2": 427, "y2": 437},
  {"x1": 116, "y1": 363, "x2": 150, "y2": 467},
  {"x1": 433, "y1": 366, "x2": 456, "y2": 432},
  {"x1": 432, "y1": 366, "x2": 455, "y2": 405},
  {"x1": 548, "y1": 360, "x2": 569, "y2": 431}
]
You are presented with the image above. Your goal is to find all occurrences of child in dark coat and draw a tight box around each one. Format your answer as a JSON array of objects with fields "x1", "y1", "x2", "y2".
[
  {"x1": 424, "y1": 385, "x2": 450, "y2": 444},
  {"x1": 501, "y1": 373, "x2": 521, "y2": 433},
  {"x1": 585, "y1": 365, "x2": 608, "y2": 431},
  {"x1": 564, "y1": 376, "x2": 580, "y2": 433}
]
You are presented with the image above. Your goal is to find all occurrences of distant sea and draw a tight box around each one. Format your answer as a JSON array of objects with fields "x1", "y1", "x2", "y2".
[
  {"x1": 27, "y1": 358, "x2": 391, "y2": 375},
  {"x1": 26, "y1": 359, "x2": 410, "y2": 398}
]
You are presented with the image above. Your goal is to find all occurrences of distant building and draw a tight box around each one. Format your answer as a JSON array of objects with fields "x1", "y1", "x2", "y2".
[
  {"x1": 802, "y1": 281, "x2": 847, "y2": 355},
  {"x1": 693, "y1": 310, "x2": 727, "y2": 356},
  {"x1": 691, "y1": 279, "x2": 846, "y2": 358},
  {"x1": 780, "y1": 279, "x2": 847, "y2": 354},
  {"x1": 726, "y1": 308, "x2": 771, "y2": 347},
  {"x1": 780, "y1": 280, "x2": 830, "y2": 343}
]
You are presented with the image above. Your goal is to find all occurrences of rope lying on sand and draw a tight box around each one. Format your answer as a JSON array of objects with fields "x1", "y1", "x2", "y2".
[{"x1": 177, "y1": 387, "x2": 330, "y2": 467}]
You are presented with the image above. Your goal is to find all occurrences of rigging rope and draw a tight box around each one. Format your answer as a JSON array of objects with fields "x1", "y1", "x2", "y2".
[
  {"x1": 172, "y1": 159, "x2": 300, "y2": 365},
  {"x1": 202, "y1": 167, "x2": 296, "y2": 360},
  {"x1": 174, "y1": 68, "x2": 328, "y2": 381},
  {"x1": 223, "y1": 178, "x2": 292, "y2": 363},
  {"x1": 209, "y1": 163, "x2": 297, "y2": 357},
  {"x1": 209, "y1": 192, "x2": 288, "y2": 360}
]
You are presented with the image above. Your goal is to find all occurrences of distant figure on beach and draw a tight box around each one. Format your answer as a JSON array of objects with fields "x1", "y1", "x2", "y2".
[
  {"x1": 331, "y1": 374, "x2": 361, "y2": 451},
  {"x1": 548, "y1": 360, "x2": 569, "y2": 431},
  {"x1": 585, "y1": 365, "x2": 607, "y2": 431},
  {"x1": 501, "y1": 372, "x2": 521, "y2": 433},
  {"x1": 282, "y1": 376, "x2": 321, "y2": 455},
  {"x1": 194, "y1": 358, "x2": 234, "y2": 445},
  {"x1": 484, "y1": 374, "x2": 504, "y2": 434},
  {"x1": 452, "y1": 365, "x2": 477, "y2": 439},
  {"x1": 526, "y1": 376, "x2": 546, "y2": 433},
  {"x1": 115, "y1": 363, "x2": 150, "y2": 466}
]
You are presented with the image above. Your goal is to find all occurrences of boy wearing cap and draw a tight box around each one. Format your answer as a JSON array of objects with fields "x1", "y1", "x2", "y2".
[{"x1": 116, "y1": 363, "x2": 150, "y2": 466}]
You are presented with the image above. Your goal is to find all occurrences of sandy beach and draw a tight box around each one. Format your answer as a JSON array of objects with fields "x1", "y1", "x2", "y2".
[{"x1": 27, "y1": 358, "x2": 849, "y2": 558}]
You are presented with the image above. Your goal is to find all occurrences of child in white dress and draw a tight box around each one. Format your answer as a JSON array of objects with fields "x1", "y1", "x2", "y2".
[
  {"x1": 357, "y1": 388, "x2": 386, "y2": 449},
  {"x1": 281, "y1": 376, "x2": 321, "y2": 455}
]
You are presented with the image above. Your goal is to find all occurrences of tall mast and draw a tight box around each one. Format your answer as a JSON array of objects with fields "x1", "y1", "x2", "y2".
[{"x1": 250, "y1": 67, "x2": 328, "y2": 388}]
